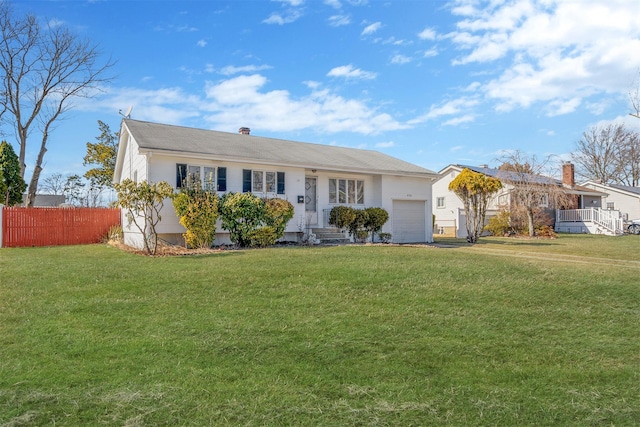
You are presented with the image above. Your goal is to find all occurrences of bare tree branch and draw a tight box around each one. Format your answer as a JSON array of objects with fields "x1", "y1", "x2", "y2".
[{"x1": 0, "y1": 1, "x2": 115, "y2": 206}]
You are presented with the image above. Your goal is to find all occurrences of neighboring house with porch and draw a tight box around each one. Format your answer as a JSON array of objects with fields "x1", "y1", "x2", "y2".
[
  {"x1": 433, "y1": 163, "x2": 616, "y2": 237},
  {"x1": 113, "y1": 119, "x2": 439, "y2": 248},
  {"x1": 579, "y1": 181, "x2": 640, "y2": 223}
]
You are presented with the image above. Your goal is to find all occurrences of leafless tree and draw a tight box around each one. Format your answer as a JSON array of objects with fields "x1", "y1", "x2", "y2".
[
  {"x1": 570, "y1": 123, "x2": 634, "y2": 185},
  {"x1": 630, "y1": 71, "x2": 640, "y2": 119},
  {"x1": 39, "y1": 172, "x2": 66, "y2": 195},
  {"x1": 617, "y1": 131, "x2": 640, "y2": 187},
  {"x1": 0, "y1": 1, "x2": 114, "y2": 206},
  {"x1": 497, "y1": 151, "x2": 572, "y2": 237}
]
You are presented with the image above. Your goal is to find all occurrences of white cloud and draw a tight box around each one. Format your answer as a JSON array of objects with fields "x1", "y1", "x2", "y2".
[
  {"x1": 196, "y1": 39, "x2": 207, "y2": 47},
  {"x1": 390, "y1": 54, "x2": 412, "y2": 64},
  {"x1": 263, "y1": 8, "x2": 303, "y2": 25},
  {"x1": 328, "y1": 15, "x2": 351, "y2": 27},
  {"x1": 48, "y1": 18, "x2": 65, "y2": 28},
  {"x1": 418, "y1": 27, "x2": 436, "y2": 40},
  {"x1": 327, "y1": 64, "x2": 377, "y2": 80},
  {"x1": 375, "y1": 141, "x2": 395, "y2": 148},
  {"x1": 325, "y1": 0, "x2": 342, "y2": 9},
  {"x1": 273, "y1": 0, "x2": 304, "y2": 6},
  {"x1": 442, "y1": 114, "x2": 475, "y2": 126},
  {"x1": 447, "y1": 0, "x2": 640, "y2": 114},
  {"x1": 423, "y1": 48, "x2": 438, "y2": 58},
  {"x1": 86, "y1": 87, "x2": 202, "y2": 124},
  {"x1": 408, "y1": 97, "x2": 480, "y2": 124},
  {"x1": 201, "y1": 74, "x2": 407, "y2": 134},
  {"x1": 218, "y1": 64, "x2": 273, "y2": 75},
  {"x1": 361, "y1": 22, "x2": 382, "y2": 36}
]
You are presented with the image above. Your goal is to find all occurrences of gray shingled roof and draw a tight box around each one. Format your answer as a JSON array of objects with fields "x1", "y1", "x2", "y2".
[
  {"x1": 608, "y1": 183, "x2": 640, "y2": 196},
  {"x1": 123, "y1": 119, "x2": 437, "y2": 177},
  {"x1": 457, "y1": 164, "x2": 605, "y2": 196}
]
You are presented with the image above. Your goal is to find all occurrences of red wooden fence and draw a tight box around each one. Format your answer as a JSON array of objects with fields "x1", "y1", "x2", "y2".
[{"x1": 1, "y1": 207, "x2": 121, "y2": 248}]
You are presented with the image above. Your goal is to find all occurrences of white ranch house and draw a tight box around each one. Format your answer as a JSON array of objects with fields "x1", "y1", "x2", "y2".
[{"x1": 113, "y1": 119, "x2": 439, "y2": 248}]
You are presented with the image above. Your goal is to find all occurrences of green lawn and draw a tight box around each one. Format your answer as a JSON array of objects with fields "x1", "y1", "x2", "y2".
[{"x1": 1, "y1": 235, "x2": 639, "y2": 426}]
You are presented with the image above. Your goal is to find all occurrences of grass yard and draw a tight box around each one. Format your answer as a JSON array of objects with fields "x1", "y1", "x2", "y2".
[{"x1": 1, "y1": 235, "x2": 639, "y2": 426}]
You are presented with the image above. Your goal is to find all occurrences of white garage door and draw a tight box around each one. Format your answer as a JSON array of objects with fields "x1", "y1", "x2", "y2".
[{"x1": 392, "y1": 200, "x2": 427, "y2": 243}]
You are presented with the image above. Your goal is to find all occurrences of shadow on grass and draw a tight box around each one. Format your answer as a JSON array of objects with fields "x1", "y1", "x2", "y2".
[{"x1": 433, "y1": 236, "x2": 557, "y2": 247}]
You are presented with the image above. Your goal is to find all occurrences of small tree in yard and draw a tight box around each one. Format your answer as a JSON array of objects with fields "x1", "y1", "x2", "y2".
[
  {"x1": 449, "y1": 168, "x2": 502, "y2": 243},
  {"x1": 172, "y1": 185, "x2": 219, "y2": 249},
  {"x1": 114, "y1": 179, "x2": 174, "y2": 255},
  {"x1": 0, "y1": 140, "x2": 26, "y2": 206},
  {"x1": 83, "y1": 120, "x2": 119, "y2": 189},
  {"x1": 364, "y1": 207, "x2": 389, "y2": 242}
]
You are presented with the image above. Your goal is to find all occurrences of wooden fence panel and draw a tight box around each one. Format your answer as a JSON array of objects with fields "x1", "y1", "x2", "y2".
[{"x1": 1, "y1": 207, "x2": 121, "y2": 248}]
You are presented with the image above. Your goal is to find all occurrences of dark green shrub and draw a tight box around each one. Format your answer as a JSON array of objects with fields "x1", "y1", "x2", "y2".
[
  {"x1": 329, "y1": 206, "x2": 357, "y2": 230},
  {"x1": 364, "y1": 207, "x2": 389, "y2": 241},
  {"x1": 348, "y1": 209, "x2": 369, "y2": 241},
  {"x1": 219, "y1": 192, "x2": 266, "y2": 247},
  {"x1": 377, "y1": 232, "x2": 392, "y2": 243}
]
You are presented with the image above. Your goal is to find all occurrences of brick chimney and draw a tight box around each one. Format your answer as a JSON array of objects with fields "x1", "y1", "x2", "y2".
[
  {"x1": 239, "y1": 127, "x2": 250, "y2": 135},
  {"x1": 562, "y1": 162, "x2": 575, "y2": 188}
]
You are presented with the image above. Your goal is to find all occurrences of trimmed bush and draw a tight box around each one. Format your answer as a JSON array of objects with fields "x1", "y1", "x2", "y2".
[
  {"x1": 364, "y1": 207, "x2": 389, "y2": 241},
  {"x1": 264, "y1": 198, "x2": 295, "y2": 239},
  {"x1": 172, "y1": 186, "x2": 219, "y2": 249},
  {"x1": 329, "y1": 206, "x2": 357, "y2": 230}
]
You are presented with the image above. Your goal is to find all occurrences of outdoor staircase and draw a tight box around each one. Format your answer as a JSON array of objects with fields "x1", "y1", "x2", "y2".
[{"x1": 311, "y1": 228, "x2": 350, "y2": 244}]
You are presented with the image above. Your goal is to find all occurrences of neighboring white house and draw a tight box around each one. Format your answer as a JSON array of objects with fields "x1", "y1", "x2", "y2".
[
  {"x1": 433, "y1": 163, "x2": 610, "y2": 238},
  {"x1": 113, "y1": 119, "x2": 439, "y2": 248},
  {"x1": 580, "y1": 181, "x2": 640, "y2": 222},
  {"x1": 433, "y1": 164, "x2": 503, "y2": 238}
]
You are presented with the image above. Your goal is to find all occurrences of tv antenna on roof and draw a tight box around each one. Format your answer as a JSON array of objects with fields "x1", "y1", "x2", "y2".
[{"x1": 119, "y1": 105, "x2": 133, "y2": 119}]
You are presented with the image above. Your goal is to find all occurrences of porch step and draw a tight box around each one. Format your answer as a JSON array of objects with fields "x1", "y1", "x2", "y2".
[{"x1": 311, "y1": 228, "x2": 350, "y2": 244}]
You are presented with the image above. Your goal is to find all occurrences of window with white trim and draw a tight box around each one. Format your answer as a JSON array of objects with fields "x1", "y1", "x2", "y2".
[
  {"x1": 243, "y1": 169, "x2": 285, "y2": 194},
  {"x1": 329, "y1": 178, "x2": 364, "y2": 204},
  {"x1": 176, "y1": 164, "x2": 226, "y2": 191},
  {"x1": 436, "y1": 197, "x2": 445, "y2": 208},
  {"x1": 539, "y1": 193, "x2": 549, "y2": 207},
  {"x1": 606, "y1": 202, "x2": 615, "y2": 210}
]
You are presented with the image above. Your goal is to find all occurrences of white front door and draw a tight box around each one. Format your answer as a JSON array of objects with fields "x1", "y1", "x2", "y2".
[{"x1": 305, "y1": 177, "x2": 318, "y2": 225}]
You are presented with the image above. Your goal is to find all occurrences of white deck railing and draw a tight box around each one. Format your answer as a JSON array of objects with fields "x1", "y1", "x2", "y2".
[{"x1": 556, "y1": 208, "x2": 623, "y2": 235}]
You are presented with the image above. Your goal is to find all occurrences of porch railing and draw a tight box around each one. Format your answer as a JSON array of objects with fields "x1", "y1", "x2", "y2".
[{"x1": 556, "y1": 208, "x2": 623, "y2": 235}]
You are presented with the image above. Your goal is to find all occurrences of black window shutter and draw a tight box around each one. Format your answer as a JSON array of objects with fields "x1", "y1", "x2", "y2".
[
  {"x1": 277, "y1": 172, "x2": 285, "y2": 194},
  {"x1": 242, "y1": 169, "x2": 252, "y2": 192},
  {"x1": 217, "y1": 167, "x2": 227, "y2": 191},
  {"x1": 176, "y1": 164, "x2": 187, "y2": 188}
]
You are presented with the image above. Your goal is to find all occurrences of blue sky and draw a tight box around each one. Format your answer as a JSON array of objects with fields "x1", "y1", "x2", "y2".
[{"x1": 8, "y1": 0, "x2": 640, "y2": 183}]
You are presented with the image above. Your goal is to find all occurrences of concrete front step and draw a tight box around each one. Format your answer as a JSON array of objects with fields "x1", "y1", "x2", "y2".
[{"x1": 311, "y1": 228, "x2": 350, "y2": 244}]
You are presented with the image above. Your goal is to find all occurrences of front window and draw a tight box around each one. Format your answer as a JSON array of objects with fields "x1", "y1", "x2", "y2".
[
  {"x1": 266, "y1": 171, "x2": 276, "y2": 193},
  {"x1": 176, "y1": 163, "x2": 226, "y2": 191},
  {"x1": 329, "y1": 178, "x2": 364, "y2": 205},
  {"x1": 436, "y1": 197, "x2": 445, "y2": 208},
  {"x1": 243, "y1": 169, "x2": 285, "y2": 194},
  {"x1": 607, "y1": 202, "x2": 615, "y2": 210}
]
